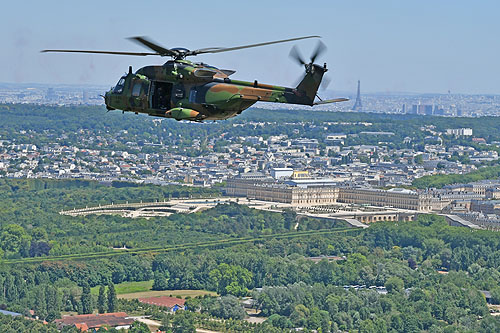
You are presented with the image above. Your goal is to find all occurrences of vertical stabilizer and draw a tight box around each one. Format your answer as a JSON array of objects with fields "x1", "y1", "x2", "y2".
[{"x1": 295, "y1": 64, "x2": 327, "y2": 105}]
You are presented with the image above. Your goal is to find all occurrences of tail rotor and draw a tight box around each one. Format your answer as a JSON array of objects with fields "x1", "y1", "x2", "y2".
[
  {"x1": 288, "y1": 41, "x2": 329, "y2": 104},
  {"x1": 289, "y1": 40, "x2": 327, "y2": 72},
  {"x1": 310, "y1": 40, "x2": 327, "y2": 64}
]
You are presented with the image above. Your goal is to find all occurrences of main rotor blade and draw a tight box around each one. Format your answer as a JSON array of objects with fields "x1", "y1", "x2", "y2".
[
  {"x1": 128, "y1": 36, "x2": 179, "y2": 57},
  {"x1": 310, "y1": 40, "x2": 327, "y2": 63},
  {"x1": 190, "y1": 35, "x2": 321, "y2": 56},
  {"x1": 41, "y1": 49, "x2": 159, "y2": 56}
]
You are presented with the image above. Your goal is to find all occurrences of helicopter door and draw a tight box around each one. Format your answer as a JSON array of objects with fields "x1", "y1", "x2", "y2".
[
  {"x1": 129, "y1": 79, "x2": 149, "y2": 112},
  {"x1": 151, "y1": 81, "x2": 172, "y2": 110}
]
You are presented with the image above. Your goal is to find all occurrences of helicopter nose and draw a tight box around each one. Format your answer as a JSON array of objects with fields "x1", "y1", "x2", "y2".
[{"x1": 104, "y1": 91, "x2": 115, "y2": 111}]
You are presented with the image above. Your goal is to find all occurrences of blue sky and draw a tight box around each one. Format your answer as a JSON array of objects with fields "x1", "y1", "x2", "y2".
[{"x1": 1, "y1": 0, "x2": 499, "y2": 94}]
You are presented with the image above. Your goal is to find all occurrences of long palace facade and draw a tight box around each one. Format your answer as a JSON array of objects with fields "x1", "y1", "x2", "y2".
[{"x1": 226, "y1": 173, "x2": 432, "y2": 211}]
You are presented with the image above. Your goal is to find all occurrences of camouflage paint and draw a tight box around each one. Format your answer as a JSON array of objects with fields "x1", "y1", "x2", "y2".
[{"x1": 105, "y1": 59, "x2": 334, "y2": 121}]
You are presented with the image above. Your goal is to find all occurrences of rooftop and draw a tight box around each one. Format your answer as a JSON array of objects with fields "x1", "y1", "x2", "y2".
[
  {"x1": 55, "y1": 312, "x2": 133, "y2": 329},
  {"x1": 387, "y1": 188, "x2": 417, "y2": 194},
  {"x1": 138, "y1": 296, "x2": 186, "y2": 308},
  {"x1": 284, "y1": 178, "x2": 342, "y2": 188}
]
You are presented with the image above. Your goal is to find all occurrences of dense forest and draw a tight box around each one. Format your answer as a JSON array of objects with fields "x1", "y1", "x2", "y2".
[
  {"x1": 0, "y1": 179, "x2": 349, "y2": 261},
  {"x1": 1, "y1": 204, "x2": 500, "y2": 331},
  {"x1": 0, "y1": 178, "x2": 225, "y2": 259}
]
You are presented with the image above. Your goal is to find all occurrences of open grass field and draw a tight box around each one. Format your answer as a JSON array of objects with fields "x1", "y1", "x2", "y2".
[
  {"x1": 91, "y1": 280, "x2": 154, "y2": 295},
  {"x1": 118, "y1": 289, "x2": 217, "y2": 299},
  {"x1": 115, "y1": 280, "x2": 154, "y2": 294},
  {"x1": 91, "y1": 280, "x2": 216, "y2": 299}
]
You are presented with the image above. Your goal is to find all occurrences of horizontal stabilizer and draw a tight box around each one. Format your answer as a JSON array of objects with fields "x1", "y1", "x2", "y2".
[
  {"x1": 313, "y1": 98, "x2": 349, "y2": 105},
  {"x1": 220, "y1": 69, "x2": 236, "y2": 76}
]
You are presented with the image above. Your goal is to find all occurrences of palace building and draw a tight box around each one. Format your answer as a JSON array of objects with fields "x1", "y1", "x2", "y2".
[{"x1": 226, "y1": 173, "x2": 432, "y2": 211}]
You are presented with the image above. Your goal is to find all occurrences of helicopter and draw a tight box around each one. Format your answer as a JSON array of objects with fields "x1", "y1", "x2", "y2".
[{"x1": 42, "y1": 36, "x2": 348, "y2": 122}]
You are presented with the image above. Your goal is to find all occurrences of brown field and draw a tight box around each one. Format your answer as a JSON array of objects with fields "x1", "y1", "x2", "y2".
[{"x1": 118, "y1": 289, "x2": 217, "y2": 299}]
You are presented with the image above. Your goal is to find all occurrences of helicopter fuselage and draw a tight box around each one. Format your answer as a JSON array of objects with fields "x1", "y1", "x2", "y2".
[
  {"x1": 104, "y1": 59, "x2": 324, "y2": 121},
  {"x1": 43, "y1": 35, "x2": 348, "y2": 120}
]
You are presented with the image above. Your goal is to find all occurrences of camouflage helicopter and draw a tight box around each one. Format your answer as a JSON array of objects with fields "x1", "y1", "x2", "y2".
[{"x1": 42, "y1": 36, "x2": 348, "y2": 122}]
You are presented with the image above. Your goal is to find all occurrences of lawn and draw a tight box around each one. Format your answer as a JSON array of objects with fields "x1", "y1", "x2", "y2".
[
  {"x1": 118, "y1": 289, "x2": 217, "y2": 299},
  {"x1": 91, "y1": 280, "x2": 216, "y2": 299},
  {"x1": 91, "y1": 280, "x2": 153, "y2": 295}
]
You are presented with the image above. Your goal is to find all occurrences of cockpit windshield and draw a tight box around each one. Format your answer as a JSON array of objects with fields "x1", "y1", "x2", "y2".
[{"x1": 113, "y1": 77, "x2": 126, "y2": 94}]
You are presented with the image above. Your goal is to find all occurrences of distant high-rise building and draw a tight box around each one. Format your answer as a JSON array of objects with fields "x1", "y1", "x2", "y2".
[
  {"x1": 434, "y1": 106, "x2": 445, "y2": 116},
  {"x1": 424, "y1": 105, "x2": 433, "y2": 115},
  {"x1": 352, "y1": 80, "x2": 362, "y2": 111},
  {"x1": 46, "y1": 88, "x2": 56, "y2": 102},
  {"x1": 433, "y1": 105, "x2": 440, "y2": 115},
  {"x1": 411, "y1": 104, "x2": 433, "y2": 115},
  {"x1": 82, "y1": 90, "x2": 89, "y2": 104}
]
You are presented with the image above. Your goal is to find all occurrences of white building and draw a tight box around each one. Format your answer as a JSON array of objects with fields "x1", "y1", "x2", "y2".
[
  {"x1": 271, "y1": 168, "x2": 293, "y2": 179},
  {"x1": 446, "y1": 128, "x2": 473, "y2": 137}
]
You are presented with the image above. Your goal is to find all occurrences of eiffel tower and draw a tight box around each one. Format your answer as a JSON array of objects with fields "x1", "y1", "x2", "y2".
[{"x1": 352, "y1": 80, "x2": 362, "y2": 111}]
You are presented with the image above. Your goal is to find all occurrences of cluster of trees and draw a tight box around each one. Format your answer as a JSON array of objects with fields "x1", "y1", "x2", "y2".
[
  {"x1": 255, "y1": 281, "x2": 493, "y2": 332},
  {"x1": 118, "y1": 297, "x2": 285, "y2": 333},
  {"x1": 412, "y1": 164, "x2": 500, "y2": 189},
  {"x1": 364, "y1": 214, "x2": 500, "y2": 282},
  {"x1": 186, "y1": 295, "x2": 246, "y2": 320},
  {"x1": 169, "y1": 204, "x2": 317, "y2": 237},
  {"x1": 0, "y1": 179, "x2": 340, "y2": 260},
  {"x1": 0, "y1": 270, "x2": 64, "y2": 321},
  {"x1": 0, "y1": 178, "x2": 220, "y2": 259},
  {"x1": 0, "y1": 222, "x2": 54, "y2": 259},
  {"x1": 3, "y1": 213, "x2": 499, "y2": 293},
  {"x1": 0, "y1": 267, "x2": 117, "y2": 322},
  {"x1": 0, "y1": 181, "x2": 500, "y2": 330},
  {"x1": 92, "y1": 283, "x2": 117, "y2": 315},
  {"x1": 0, "y1": 313, "x2": 81, "y2": 333}
]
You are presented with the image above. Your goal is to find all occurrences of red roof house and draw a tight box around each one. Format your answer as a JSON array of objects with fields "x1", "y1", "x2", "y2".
[
  {"x1": 55, "y1": 312, "x2": 133, "y2": 331},
  {"x1": 138, "y1": 296, "x2": 186, "y2": 311}
]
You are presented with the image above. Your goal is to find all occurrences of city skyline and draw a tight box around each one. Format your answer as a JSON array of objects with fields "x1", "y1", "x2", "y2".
[{"x1": 1, "y1": 1, "x2": 499, "y2": 94}]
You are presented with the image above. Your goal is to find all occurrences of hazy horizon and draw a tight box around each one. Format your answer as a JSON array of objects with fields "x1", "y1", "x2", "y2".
[{"x1": 2, "y1": 81, "x2": 499, "y2": 97}]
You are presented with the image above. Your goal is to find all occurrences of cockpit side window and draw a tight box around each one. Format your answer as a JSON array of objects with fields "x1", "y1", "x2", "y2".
[
  {"x1": 113, "y1": 77, "x2": 126, "y2": 94},
  {"x1": 189, "y1": 88, "x2": 197, "y2": 103},
  {"x1": 132, "y1": 82, "x2": 142, "y2": 97}
]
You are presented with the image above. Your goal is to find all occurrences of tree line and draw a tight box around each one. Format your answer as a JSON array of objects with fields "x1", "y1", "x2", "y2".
[{"x1": 0, "y1": 214, "x2": 499, "y2": 331}]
